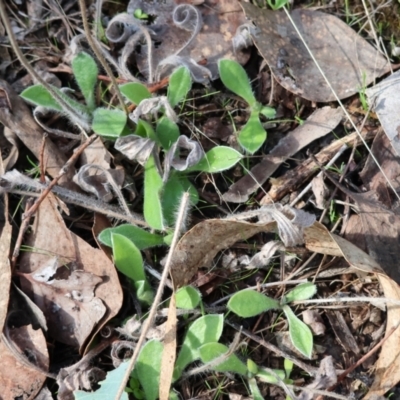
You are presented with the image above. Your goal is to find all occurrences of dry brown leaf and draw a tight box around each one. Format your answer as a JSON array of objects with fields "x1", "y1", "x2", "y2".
[
  {"x1": 19, "y1": 195, "x2": 123, "y2": 350},
  {"x1": 170, "y1": 219, "x2": 277, "y2": 288},
  {"x1": 223, "y1": 106, "x2": 343, "y2": 203},
  {"x1": 0, "y1": 324, "x2": 49, "y2": 399},
  {"x1": 240, "y1": 3, "x2": 391, "y2": 102},
  {"x1": 159, "y1": 292, "x2": 177, "y2": 400}
]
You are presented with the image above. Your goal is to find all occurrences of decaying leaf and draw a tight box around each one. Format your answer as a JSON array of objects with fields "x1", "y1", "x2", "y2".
[
  {"x1": 240, "y1": 2, "x2": 391, "y2": 102},
  {"x1": 0, "y1": 219, "x2": 11, "y2": 334},
  {"x1": 19, "y1": 195, "x2": 123, "y2": 350},
  {"x1": 223, "y1": 106, "x2": 343, "y2": 203},
  {"x1": 115, "y1": 135, "x2": 156, "y2": 166},
  {"x1": 0, "y1": 324, "x2": 49, "y2": 399}
]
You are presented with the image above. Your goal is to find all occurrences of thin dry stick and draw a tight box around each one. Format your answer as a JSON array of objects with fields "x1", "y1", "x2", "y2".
[
  {"x1": 283, "y1": 6, "x2": 400, "y2": 204},
  {"x1": 0, "y1": 0, "x2": 87, "y2": 125},
  {"x1": 77, "y1": 0, "x2": 127, "y2": 113},
  {"x1": 114, "y1": 193, "x2": 190, "y2": 400}
]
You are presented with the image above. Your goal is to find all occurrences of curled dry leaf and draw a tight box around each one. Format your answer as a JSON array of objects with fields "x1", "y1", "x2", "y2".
[
  {"x1": 119, "y1": 0, "x2": 249, "y2": 81},
  {"x1": 19, "y1": 195, "x2": 123, "y2": 350},
  {"x1": 0, "y1": 324, "x2": 49, "y2": 399},
  {"x1": 248, "y1": 240, "x2": 284, "y2": 269},
  {"x1": 240, "y1": 3, "x2": 391, "y2": 102},
  {"x1": 115, "y1": 134, "x2": 156, "y2": 166},
  {"x1": 302, "y1": 310, "x2": 326, "y2": 336}
]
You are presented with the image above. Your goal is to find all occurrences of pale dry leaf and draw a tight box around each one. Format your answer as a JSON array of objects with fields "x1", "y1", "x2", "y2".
[
  {"x1": 248, "y1": 240, "x2": 284, "y2": 269},
  {"x1": 223, "y1": 106, "x2": 343, "y2": 203},
  {"x1": 19, "y1": 195, "x2": 123, "y2": 350},
  {"x1": 240, "y1": 3, "x2": 391, "y2": 102},
  {"x1": 115, "y1": 134, "x2": 156, "y2": 166},
  {"x1": 159, "y1": 292, "x2": 177, "y2": 400},
  {"x1": 0, "y1": 220, "x2": 11, "y2": 333},
  {"x1": 302, "y1": 310, "x2": 326, "y2": 336},
  {"x1": 311, "y1": 173, "x2": 328, "y2": 210},
  {"x1": 297, "y1": 356, "x2": 336, "y2": 400},
  {"x1": 366, "y1": 70, "x2": 400, "y2": 157},
  {"x1": 130, "y1": 96, "x2": 177, "y2": 123}
]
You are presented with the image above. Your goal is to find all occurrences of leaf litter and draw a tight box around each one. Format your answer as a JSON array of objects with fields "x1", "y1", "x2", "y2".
[{"x1": 1, "y1": 0, "x2": 400, "y2": 398}]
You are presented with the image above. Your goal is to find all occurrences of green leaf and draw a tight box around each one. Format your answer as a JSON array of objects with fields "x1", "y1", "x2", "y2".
[
  {"x1": 199, "y1": 342, "x2": 247, "y2": 375},
  {"x1": 120, "y1": 82, "x2": 152, "y2": 105},
  {"x1": 260, "y1": 105, "x2": 276, "y2": 119},
  {"x1": 284, "y1": 358, "x2": 294, "y2": 379},
  {"x1": 174, "y1": 314, "x2": 224, "y2": 380},
  {"x1": 238, "y1": 111, "x2": 266, "y2": 154},
  {"x1": 135, "y1": 119, "x2": 158, "y2": 142},
  {"x1": 248, "y1": 377, "x2": 264, "y2": 400},
  {"x1": 188, "y1": 146, "x2": 242, "y2": 173},
  {"x1": 98, "y1": 224, "x2": 164, "y2": 249},
  {"x1": 176, "y1": 286, "x2": 201, "y2": 309},
  {"x1": 137, "y1": 286, "x2": 154, "y2": 308},
  {"x1": 228, "y1": 289, "x2": 279, "y2": 318},
  {"x1": 161, "y1": 174, "x2": 184, "y2": 227},
  {"x1": 74, "y1": 361, "x2": 129, "y2": 400},
  {"x1": 167, "y1": 66, "x2": 192, "y2": 108},
  {"x1": 72, "y1": 52, "x2": 98, "y2": 110},
  {"x1": 136, "y1": 340, "x2": 163, "y2": 400},
  {"x1": 135, "y1": 280, "x2": 154, "y2": 305},
  {"x1": 111, "y1": 233, "x2": 145, "y2": 281},
  {"x1": 284, "y1": 283, "x2": 317, "y2": 303},
  {"x1": 144, "y1": 155, "x2": 164, "y2": 230},
  {"x1": 247, "y1": 358, "x2": 259, "y2": 376},
  {"x1": 20, "y1": 85, "x2": 62, "y2": 111},
  {"x1": 92, "y1": 108, "x2": 127, "y2": 137},
  {"x1": 267, "y1": 0, "x2": 290, "y2": 10},
  {"x1": 179, "y1": 176, "x2": 199, "y2": 205},
  {"x1": 156, "y1": 116, "x2": 180, "y2": 150},
  {"x1": 282, "y1": 305, "x2": 313, "y2": 359},
  {"x1": 218, "y1": 59, "x2": 256, "y2": 106},
  {"x1": 256, "y1": 368, "x2": 286, "y2": 384}
]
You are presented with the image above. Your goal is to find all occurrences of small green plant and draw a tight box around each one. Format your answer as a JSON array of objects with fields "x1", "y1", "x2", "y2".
[
  {"x1": 133, "y1": 8, "x2": 149, "y2": 20},
  {"x1": 218, "y1": 59, "x2": 275, "y2": 153},
  {"x1": 227, "y1": 282, "x2": 317, "y2": 358},
  {"x1": 266, "y1": 0, "x2": 290, "y2": 10},
  {"x1": 20, "y1": 52, "x2": 127, "y2": 137}
]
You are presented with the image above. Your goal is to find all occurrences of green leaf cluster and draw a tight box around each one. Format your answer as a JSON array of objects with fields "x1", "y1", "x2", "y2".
[
  {"x1": 218, "y1": 59, "x2": 276, "y2": 153},
  {"x1": 228, "y1": 283, "x2": 317, "y2": 358}
]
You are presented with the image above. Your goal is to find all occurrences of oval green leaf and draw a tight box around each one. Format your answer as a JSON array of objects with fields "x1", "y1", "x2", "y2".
[
  {"x1": 239, "y1": 111, "x2": 266, "y2": 154},
  {"x1": 176, "y1": 286, "x2": 201, "y2": 309},
  {"x1": 227, "y1": 289, "x2": 279, "y2": 318},
  {"x1": 174, "y1": 314, "x2": 224, "y2": 380},
  {"x1": 72, "y1": 52, "x2": 98, "y2": 110},
  {"x1": 136, "y1": 340, "x2": 163, "y2": 400},
  {"x1": 156, "y1": 116, "x2": 180, "y2": 150},
  {"x1": 144, "y1": 155, "x2": 164, "y2": 230},
  {"x1": 199, "y1": 342, "x2": 247, "y2": 375},
  {"x1": 98, "y1": 224, "x2": 164, "y2": 249},
  {"x1": 111, "y1": 233, "x2": 145, "y2": 281},
  {"x1": 92, "y1": 108, "x2": 127, "y2": 138},
  {"x1": 218, "y1": 59, "x2": 256, "y2": 106},
  {"x1": 120, "y1": 82, "x2": 152, "y2": 105},
  {"x1": 283, "y1": 305, "x2": 313, "y2": 359},
  {"x1": 284, "y1": 282, "x2": 317, "y2": 303},
  {"x1": 167, "y1": 66, "x2": 192, "y2": 108},
  {"x1": 188, "y1": 146, "x2": 242, "y2": 173},
  {"x1": 20, "y1": 84, "x2": 62, "y2": 111}
]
